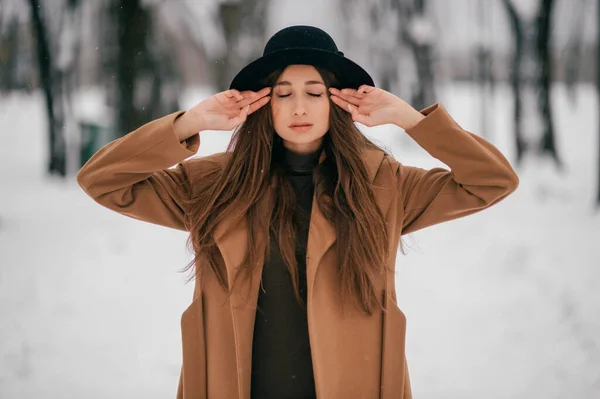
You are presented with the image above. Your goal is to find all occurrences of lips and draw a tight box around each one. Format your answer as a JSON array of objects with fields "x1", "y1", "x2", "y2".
[
  {"x1": 289, "y1": 123, "x2": 313, "y2": 127},
  {"x1": 289, "y1": 123, "x2": 313, "y2": 132}
]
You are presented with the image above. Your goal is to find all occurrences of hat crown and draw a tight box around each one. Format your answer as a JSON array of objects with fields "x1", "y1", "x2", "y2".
[
  {"x1": 263, "y1": 25, "x2": 340, "y2": 56},
  {"x1": 230, "y1": 25, "x2": 373, "y2": 91}
]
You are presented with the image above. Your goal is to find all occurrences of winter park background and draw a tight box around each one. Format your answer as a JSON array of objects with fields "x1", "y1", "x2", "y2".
[{"x1": 1, "y1": 0, "x2": 599, "y2": 398}]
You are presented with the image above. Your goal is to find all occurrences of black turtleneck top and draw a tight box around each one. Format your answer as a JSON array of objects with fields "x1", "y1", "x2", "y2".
[{"x1": 250, "y1": 146, "x2": 321, "y2": 399}]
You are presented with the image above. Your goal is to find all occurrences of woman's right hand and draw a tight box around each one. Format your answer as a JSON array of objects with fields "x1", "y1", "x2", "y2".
[{"x1": 174, "y1": 87, "x2": 271, "y2": 141}]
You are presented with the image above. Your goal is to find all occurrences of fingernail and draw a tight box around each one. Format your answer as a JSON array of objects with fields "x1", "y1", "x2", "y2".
[{"x1": 348, "y1": 104, "x2": 352, "y2": 112}]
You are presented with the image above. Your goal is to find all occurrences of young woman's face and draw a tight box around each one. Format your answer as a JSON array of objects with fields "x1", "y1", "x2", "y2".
[{"x1": 271, "y1": 64, "x2": 330, "y2": 154}]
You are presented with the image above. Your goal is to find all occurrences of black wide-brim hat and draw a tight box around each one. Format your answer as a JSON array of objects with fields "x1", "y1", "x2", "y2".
[{"x1": 229, "y1": 25, "x2": 374, "y2": 92}]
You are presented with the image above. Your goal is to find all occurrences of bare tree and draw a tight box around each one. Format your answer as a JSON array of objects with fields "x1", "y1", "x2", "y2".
[
  {"x1": 103, "y1": 0, "x2": 183, "y2": 136},
  {"x1": 473, "y1": 0, "x2": 496, "y2": 139},
  {"x1": 536, "y1": 0, "x2": 560, "y2": 166},
  {"x1": 340, "y1": 0, "x2": 436, "y2": 109},
  {"x1": 26, "y1": 0, "x2": 86, "y2": 176},
  {"x1": 564, "y1": 0, "x2": 591, "y2": 103},
  {"x1": 213, "y1": 0, "x2": 271, "y2": 92},
  {"x1": 597, "y1": 0, "x2": 600, "y2": 205},
  {"x1": 401, "y1": 0, "x2": 436, "y2": 110},
  {"x1": 0, "y1": 19, "x2": 21, "y2": 93},
  {"x1": 502, "y1": 0, "x2": 561, "y2": 168},
  {"x1": 364, "y1": 0, "x2": 403, "y2": 93},
  {"x1": 28, "y1": 0, "x2": 66, "y2": 176},
  {"x1": 109, "y1": 0, "x2": 148, "y2": 135}
]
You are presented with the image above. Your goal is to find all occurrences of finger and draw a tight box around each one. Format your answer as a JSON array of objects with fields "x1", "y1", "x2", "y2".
[
  {"x1": 240, "y1": 90, "x2": 258, "y2": 99},
  {"x1": 225, "y1": 89, "x2": 244, "y2": 101},
  {"x1": 240, "y1": 87, "x2": 271, "y2": 99},
  {"x1": 330, "y1": 94, "x2": 352, "y2": 112},
  {"x1": 238, "y1": 87, "x2": 272, "y2": 108},
  {"x1": 256, "y1": 86, "x2": 272, "y2": 97},
  {"x1": 340, "y1": 88, "x2": 358, "y2": 96},
  {"x1": 247, "y1": 96, "x2": 271, "y2": 114},
  {"x1": 329, "y1": 90, "x2": 360, "y2": 106},
  {"x1": 237, "y1": 92, "x2": 259, "y2": 108},
  {"x1": 227, "y1": 105, "x2": 249, "y2": 129},
  {"x1": 348, "y1": 104, "x2": 371, "y2": 126},
  {"x1": 330, "y1": 87, "x2": 357, "y2": 96},
  {"x1": 354, "y1": 85, "x2": 375, "y2": 99},
  {"x1": 339, "y1": 87, "x2": 366, "y2": 103}
]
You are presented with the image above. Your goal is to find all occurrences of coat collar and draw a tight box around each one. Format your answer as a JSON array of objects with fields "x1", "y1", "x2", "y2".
[{"x1": 212, "y1": 147, "x2": 387, "y2": 298}]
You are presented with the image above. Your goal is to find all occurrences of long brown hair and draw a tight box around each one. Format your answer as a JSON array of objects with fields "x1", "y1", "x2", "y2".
[{"x1": 182, "y1": 67, "x2": 390, "y2": 315}]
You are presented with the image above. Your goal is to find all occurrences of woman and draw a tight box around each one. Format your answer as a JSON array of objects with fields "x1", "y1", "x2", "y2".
[{"x1": 77, "y1": 25, "x2": 519, "y2": 399}]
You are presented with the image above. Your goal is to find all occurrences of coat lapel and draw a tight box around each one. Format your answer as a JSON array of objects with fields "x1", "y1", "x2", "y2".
[
  {"x1": 306, "y1": 148, "x2": 387, "y2": 299},
  {"x1": 213, "y1": 188, "x2": 273, "y2": 399}
]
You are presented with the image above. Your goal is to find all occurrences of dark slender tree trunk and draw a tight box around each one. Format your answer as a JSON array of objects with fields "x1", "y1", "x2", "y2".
[
  {"x1": 216, "y1": 3, "x2": 242, "y2": 92},
  {"x1": 475, "y1": 0, "x2": 495, "y2": 139},
  {"x1": 115, "y1": 0, "x2": 147, "y2": 136},
  {"x1": 367, "y1": 0, "x2": 394, "y2": 92},
  {"x1": 0, "y1": 20, "x2": 19, "y2": 93},
  {"x1": 596, "y1": 0, "x2": 600, "y2": 205},
  {"x1": 215, "y1": 0, "x2": 270, "y2": 92},
  {"x1": 28, "y1": 0, "x2": 66, "y2": 176},
  {"x1": 502, "y1": 0, "x2": 526, "y2": 164},
  {"x1": 564, "y1": 0, "x2": 589, "y2": 103},
  {"x1": 409, "y1": 0, "x2": 435, "y2": 110},
  {"x1": 536, "y1": 0, "x2": 561, "y2": 167}
]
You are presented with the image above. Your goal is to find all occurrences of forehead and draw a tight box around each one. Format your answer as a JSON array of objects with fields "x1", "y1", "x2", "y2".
[{"x1": 277, "y1": 64, "x2": 323, "y2": 84}]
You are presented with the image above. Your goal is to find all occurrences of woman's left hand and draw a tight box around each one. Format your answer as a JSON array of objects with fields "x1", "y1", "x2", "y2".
[{"x1": 329, "y1": 85, "x2": 424, "y2": 130}]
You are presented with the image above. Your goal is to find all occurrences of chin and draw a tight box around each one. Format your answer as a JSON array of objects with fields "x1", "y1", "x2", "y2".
[{"x1": 283, "y1": 130, "x2": 326, "y2": 143}]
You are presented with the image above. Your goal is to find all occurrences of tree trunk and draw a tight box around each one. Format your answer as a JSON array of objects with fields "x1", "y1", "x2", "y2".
[
  {"x1": 114, "y1": 0, "x2": 147, "y2": 136},
  {"x1": 502, "y1": 0, "x2": 526, "y2": 164},
  {"x1": 215, "y1": 0, "x2": 270, "y2": 92},
  {"x1": 409, "y1": 0, "x2": 436, "y2": 110},
  {"x1": 536, "y1": 0, "x2": 561, "y2": 167},
  {"x1": 564, "y1": 0, "x2": 590, "y2": 103},
  {"x1": 596, "y1": 0, "x2": 600, "y2": 205},
  {"x1": 28, "y1": 0, "x2": 67, "y2": 176},
  {"x1": 0, "y1": 19, "x2": 19, "y2": 93},
  {"x1": 475, "y1": 0, "x2": 495, "y2": 139}
]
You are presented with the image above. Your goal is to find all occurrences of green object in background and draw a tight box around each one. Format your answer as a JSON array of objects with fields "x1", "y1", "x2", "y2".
[{"x1": 79, "y1": 121, "x2": 111, "y2": 167}]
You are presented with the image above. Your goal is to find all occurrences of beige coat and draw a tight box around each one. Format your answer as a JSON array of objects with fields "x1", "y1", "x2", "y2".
[{"x1": 77, "y1": 104, "x2": 519, "y2": 398}]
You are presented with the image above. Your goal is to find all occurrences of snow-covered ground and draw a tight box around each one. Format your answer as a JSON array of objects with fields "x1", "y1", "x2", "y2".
[{"x1": 1, "y1": 82, "x2": 599, "y2": 399}]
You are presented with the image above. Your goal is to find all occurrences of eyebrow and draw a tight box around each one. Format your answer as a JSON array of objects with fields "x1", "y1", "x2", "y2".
[{"x1": 274, "y1": 80, "x2": 325, "y2": 87}]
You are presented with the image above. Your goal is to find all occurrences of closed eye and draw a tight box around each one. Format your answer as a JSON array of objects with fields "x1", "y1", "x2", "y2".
[{"x1": 276, "y1": 93, "x2": 323, "y2": 98}]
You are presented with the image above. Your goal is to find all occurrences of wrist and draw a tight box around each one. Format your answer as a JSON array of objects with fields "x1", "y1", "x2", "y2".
[
  {"x1": 174, "y1": 112, "x2": 200, "y2": 142},
  {"x1": 394, "y1": 105, "x2": 425, "y2": 130}
]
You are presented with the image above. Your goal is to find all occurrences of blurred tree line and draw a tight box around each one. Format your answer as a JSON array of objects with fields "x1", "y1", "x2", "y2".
[
  {"x1": 1, "y1": 0, "x2": 269, "y2": 176},
  {"x1": 0, "y1": 0, "x2": 598, "y2": 204}
]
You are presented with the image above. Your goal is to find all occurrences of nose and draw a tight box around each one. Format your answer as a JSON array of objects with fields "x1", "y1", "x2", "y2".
[{"x1": 292, "y1": 97, "x2": 308, "y2": 116}]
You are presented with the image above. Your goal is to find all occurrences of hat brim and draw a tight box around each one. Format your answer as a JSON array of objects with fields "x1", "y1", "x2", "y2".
[{"x1": 229, "y1": 48, "x2": 374, "y2": 92}]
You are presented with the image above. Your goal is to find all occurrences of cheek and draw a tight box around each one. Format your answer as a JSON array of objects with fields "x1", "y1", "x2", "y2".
[
  {"x1": 317, "y1": 102, "x2": 331, "y2": 127},
  {"x1": 271, "y1": 102, "x2": 286, "y2": 128}
]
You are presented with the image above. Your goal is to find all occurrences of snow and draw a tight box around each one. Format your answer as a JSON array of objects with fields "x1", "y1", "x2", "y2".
[{"x1": 1, "y1": 82, "x2": 598, "y2": 398}]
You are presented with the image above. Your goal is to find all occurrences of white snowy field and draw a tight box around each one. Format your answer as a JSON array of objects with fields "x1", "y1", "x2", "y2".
[{"x1": 0, "y1": 83, "x2": 599, "y2": 399}]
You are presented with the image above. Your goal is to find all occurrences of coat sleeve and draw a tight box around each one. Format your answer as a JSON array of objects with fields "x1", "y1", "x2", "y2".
[
  {"x1": 76, "y1": 111, "x2": 201, "y2": 231},
  {"x1": 396, "y1": 103, "x2": 519, "y2": 235}
]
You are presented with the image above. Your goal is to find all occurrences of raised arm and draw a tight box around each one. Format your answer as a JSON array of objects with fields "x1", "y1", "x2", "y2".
[
  {"x1": 77, "y1": 87, "x2": 272, "y2": 231},
  {"x1": 396, "y1": 104, "x2": 519, "y2": 234},
  {"x1": 76, "y1": 111, "x2": 200, "y2": 231},
  {"x1": 329, "y1": 85, "x2": 519, "y2": 235}
]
